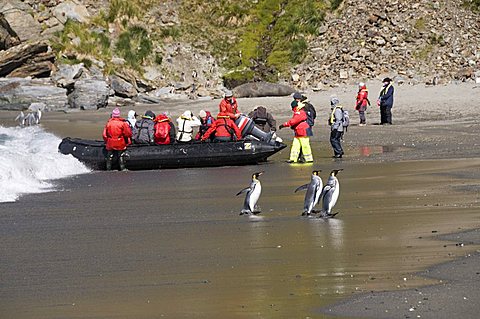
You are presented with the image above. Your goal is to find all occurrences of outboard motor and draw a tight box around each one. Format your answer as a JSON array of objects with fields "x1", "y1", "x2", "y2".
[{"x1": 235, "y1": 114, "x2": 275, "y2": 145}]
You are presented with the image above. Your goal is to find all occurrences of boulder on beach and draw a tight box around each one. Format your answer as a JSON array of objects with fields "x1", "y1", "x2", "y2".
[
  {"x1": 109, "y1": 75, "x2": 137, "y2": 98},
  {"x1": 233, "y1": 82, "x2": 295, "y2": 98},
  {"x1": 0, "y1": 78, "x2": 67, "y2": 111},
  {"x1": 67, "y1": 78, "x2": 109, "y2": 110}
]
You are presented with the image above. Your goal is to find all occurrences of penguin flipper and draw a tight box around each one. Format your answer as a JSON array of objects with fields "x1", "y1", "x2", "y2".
[
  {"x1": 236, "y1": 187, "x2": 251, "y2": 196},
  {"x1": 294, "y1": 184, "x2": 309, "y2": 193}
]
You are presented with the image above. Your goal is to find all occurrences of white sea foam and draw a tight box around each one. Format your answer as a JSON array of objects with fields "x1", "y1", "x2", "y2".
[{"x1": 0, "y1": 125, "x2": 90, "y2": 202}]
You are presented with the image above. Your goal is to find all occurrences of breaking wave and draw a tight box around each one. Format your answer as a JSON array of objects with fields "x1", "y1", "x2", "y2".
[{"x1": 0, "y1": 125, "x2": 90, "y2": 203}]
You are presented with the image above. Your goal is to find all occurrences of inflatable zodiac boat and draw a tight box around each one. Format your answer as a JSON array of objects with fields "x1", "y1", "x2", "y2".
[{"x1": 58, "y1": 115, "x2": 286, "y2": 170}]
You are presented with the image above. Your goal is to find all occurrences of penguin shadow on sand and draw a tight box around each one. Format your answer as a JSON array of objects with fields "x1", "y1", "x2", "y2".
[
  {"x1": 295, "y1": 169, "x2": 343, "y2": 219},
  {"x1": 236, "y1": 171, "x2": 264, "y2": 220}
]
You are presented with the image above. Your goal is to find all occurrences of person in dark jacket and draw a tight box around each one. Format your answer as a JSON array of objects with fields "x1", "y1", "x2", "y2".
[
  {"x1": 102, "y1": 108, "x2": 132, "y2": 171},
  {"x1": 133, "y1": 110, "x2": 156, "y2": 144},
  {"x1": 248, "y1": 106, "x2": 276, "y2": 133},
  {"x1": 378, "y1": 77, "x2": 394, "y2": 125},
  {"x1": 201, "y1": 112, "x2": 242, "y2": 142}
]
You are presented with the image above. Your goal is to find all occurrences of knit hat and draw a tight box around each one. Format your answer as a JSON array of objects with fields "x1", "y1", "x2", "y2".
[
  {"x1": 199, "y1": 110, "x2": 207, "y2": 118},
  {"x1": 293, "y1": 92, "x2": 303, "y2": 100},
  {"x1": 224, "y1": 90, "x2": 233, "y2": 97},
  {"x1": 112, "y1": 108, "x2": 120, "y2": 118},
  {"x1": 330, "y1": 95, "x2": 340, "y2": 107},
  {"x1": 144, "y1": 110, "x2": 155, "y2": 119},
  {"x1": 382, "y1": 77, "x2": 392, "y2": 83}
]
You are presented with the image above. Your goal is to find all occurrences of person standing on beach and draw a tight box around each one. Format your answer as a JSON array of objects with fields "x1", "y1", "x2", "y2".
[
  {"x1": 329, "y1": 96, "x2": 344, "y2": 158},
  {"x1": 378, "y1": 78, "x2": 394, "y2": 125},
  {"x1": 219, "y1": 90, "x2": 240, "y2": 120},
  {"x1": 355, "y1": 82, "x2": 369, "y2": 126},
  {"x1": 293, "y1": 92, "x2": 316, "y2": 136},
  {"x1": 103, "y1": 108, "x2": 132, "y2": 171},
  {"x1": 279, "y1": 100, "x2": 313, "y2": 163}
]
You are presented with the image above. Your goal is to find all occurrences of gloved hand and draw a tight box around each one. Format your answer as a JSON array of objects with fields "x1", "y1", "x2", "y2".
[{"x1": 279, "y1": 124, "x2": 285, "y2": 130}]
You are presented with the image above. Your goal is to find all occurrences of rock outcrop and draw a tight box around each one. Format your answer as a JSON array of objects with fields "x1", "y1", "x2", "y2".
[
  {"x1": 0, "y1": 41, "x2": 54, "y2": 78},
  {"x1": 67, "y1": 78, "x2": 109, "y2": 110},
  {"x1": 294, "y1": 0, "x2": 480, "y2": 87},
  {"x1": 0, "y1": 77, "x2": 67, "y2": 110},
  {"x1": 0, "y1": 0, "x2": 42, "y2": 43}
]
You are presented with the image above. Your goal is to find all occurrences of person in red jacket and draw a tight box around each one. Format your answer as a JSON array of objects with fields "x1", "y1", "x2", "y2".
[
  {"x1": 355, "y1": 82, "x2": 370, "y2": 126},
  {"x1": 102, "y1": 108, "x2": 132, "y2": 171},
  {"x1": 279, "y1": 101, "x2": 313, "y2": 163},
  {"x1": 154, "y1": 114, "x2": 176, "y2": 145},
  {"x1": 218, "y1": 90, "x2": 240, "y2": 120},
  {"x1": 201, "y1": 112, "x2": 242, "y2": 142}
]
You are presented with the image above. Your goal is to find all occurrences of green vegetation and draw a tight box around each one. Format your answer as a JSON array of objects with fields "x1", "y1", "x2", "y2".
[
  {"x1": 414, "y1": 44, "x2": 433, "y2": 60},
  {"x1": 464, "y1": 0, "x2": 480, "y2": 11},
  {"x1": 414, "y1": 17, "x2": 426, "y2": 31},
  {"x1": 116, "y1": 25, "x2": 152, "y2": 70},
  {"x1": 182, "y1": 0, "x2": 333, "y2": 86},
  {"x1": 51, "y1": 19, "x2": 111, "y2": 60},
  {"x1": 52, "y1": 0, "x2": 157, "y2": 74},
  {"x1": 51, "y1": 0, "x2": 343, "y2": 83}
]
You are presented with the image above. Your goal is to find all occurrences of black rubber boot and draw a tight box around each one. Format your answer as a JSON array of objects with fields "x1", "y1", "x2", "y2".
[
  {"x1": 106, "y1": 153, "x2": 113, "y2": 171},
  {"x1": 119, "y1": 154, "x2": 127, "y2": 171}
]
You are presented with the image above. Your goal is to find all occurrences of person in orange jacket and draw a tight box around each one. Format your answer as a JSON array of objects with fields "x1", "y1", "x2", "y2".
[
  {"x1": 102, "y1": 108, "x2": 132, "y2": 171},
  {"x1": 279, "y1": 100, "x2": 313, "y2": 163},
  {"x1": 218, "y1": 90, "x2": 240, "y2": 120},
  {"x1": 355, "y1": 82, "x2": 370, "y2": 126},
  {"x1": 201, "y1": 112, "x2": 242, "y2": 142}
]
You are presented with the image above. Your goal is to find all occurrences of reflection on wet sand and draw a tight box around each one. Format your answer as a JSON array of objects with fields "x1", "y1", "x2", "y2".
[
  {"x1": 359, "y1": 145, "x2": 405, "y2": 157},
  {"x1": 0, "y1": 158, "x2": 479, "y2": 318}
]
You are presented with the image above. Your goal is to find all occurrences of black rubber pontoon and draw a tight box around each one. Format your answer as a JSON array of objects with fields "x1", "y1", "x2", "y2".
[{"x1": 58, "y1": 138, "x2": 286, "y2": 170}]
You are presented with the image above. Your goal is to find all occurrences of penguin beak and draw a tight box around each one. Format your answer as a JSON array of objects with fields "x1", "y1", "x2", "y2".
[{"x1": 253, "y1": 171, "x2": 264, "y2": 178}]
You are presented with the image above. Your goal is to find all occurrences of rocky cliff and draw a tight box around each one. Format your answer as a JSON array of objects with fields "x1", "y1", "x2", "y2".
[
  {"x1": 0, "y1": 0, "x2": 479, "y2": 111},
  {"x1": 295, "y1": 0, "x2": 480, "y2": 88}
]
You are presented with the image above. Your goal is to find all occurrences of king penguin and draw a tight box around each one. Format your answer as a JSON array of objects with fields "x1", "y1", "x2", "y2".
[
  {"x1": 295, "y1": 170, "x2": 323, "y2": 216},
  {"x1": 320, "y1": 169, "x2": 343, "y2": 218},
  {"x1": 236, "y1": 171, "x2": 263, "y2": 215}
]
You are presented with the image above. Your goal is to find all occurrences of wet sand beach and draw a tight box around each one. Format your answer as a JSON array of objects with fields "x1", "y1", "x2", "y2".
[{"x1": 0, "y1": 82, "x2": 479, "y2": 318}]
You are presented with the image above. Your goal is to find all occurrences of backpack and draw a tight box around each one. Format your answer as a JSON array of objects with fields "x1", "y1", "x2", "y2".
[
  {"x1": 154, "y1": 121, "x2": 170, "y2": 144},
  {"x1": 303, "y1": 102, "x2": 316, "y2": 127},
  {"x1": 342, "y1": 110, "x2": 350, "y2": 131}
]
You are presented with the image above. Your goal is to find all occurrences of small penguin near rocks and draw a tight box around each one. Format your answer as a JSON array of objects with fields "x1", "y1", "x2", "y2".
[
  {"x1": 319, "y1": 169, "x2": 343, "y2": 218},
  {"x1": 295, "y1": 170, "x2": 323, "y2": 216},
  {"x1": 236, "y1": 171, "x2": 263, "y2": 215}
]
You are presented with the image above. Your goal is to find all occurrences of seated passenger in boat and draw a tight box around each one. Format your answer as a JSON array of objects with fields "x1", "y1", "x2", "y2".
[
  {"x1": 200, "y1": 112, "x2": 242, "y2": 142},
  {"x1": 195, "y1": 109, "x2": 215, "y2": 141},
  {"x1": 176, "y1": 110, "x2": 201, "y2": 142},
  {"x1": 133, "y1": 110, "x2": 155, "y2": 144},
  {"x1": 154, "y1": 114, "x2": 176, "y2": 145},
  {"x1": 248, "y1": 106, "x2": 277, "y2": 133}
]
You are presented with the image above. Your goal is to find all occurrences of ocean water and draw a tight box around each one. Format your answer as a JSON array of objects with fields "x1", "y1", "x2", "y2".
[{"x1": 0, "y1": 125, "x2": 90, "y2": 203}]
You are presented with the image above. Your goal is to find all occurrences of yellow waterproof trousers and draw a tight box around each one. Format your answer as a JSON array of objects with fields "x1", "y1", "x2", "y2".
[{"x1": 289, "y1": 137, "x2": 313, "y2": 162}]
